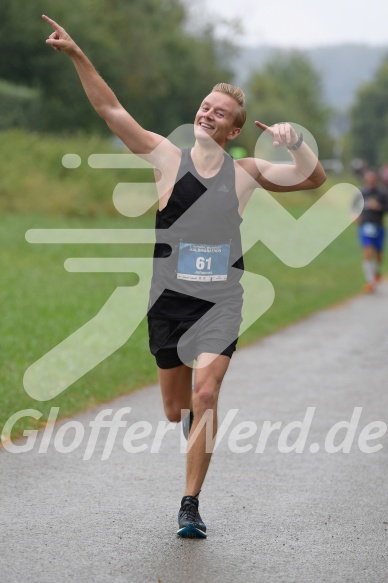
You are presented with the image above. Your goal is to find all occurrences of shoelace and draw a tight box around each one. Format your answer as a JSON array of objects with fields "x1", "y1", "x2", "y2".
[{"x1": 181, "y1": 502, "x2": 199, "y2": 523}]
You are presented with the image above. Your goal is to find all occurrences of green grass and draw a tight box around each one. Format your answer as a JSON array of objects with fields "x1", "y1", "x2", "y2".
[{"x1": 1, "y1": 213, "x2": 156, "y2": 439}]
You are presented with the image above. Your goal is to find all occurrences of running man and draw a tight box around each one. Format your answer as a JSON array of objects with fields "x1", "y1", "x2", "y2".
[
  {"x1": 352, "y1": 170, "x2": 388, "y2": 293},
  {"x1": 43, "y1": 14, "x2": 326, "y2": 538}
]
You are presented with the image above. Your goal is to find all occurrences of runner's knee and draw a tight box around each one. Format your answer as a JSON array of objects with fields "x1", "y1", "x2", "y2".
[
  {"x1": 163, "y1": 398, "x2": 190, "y2": 423},
  {"x1": 192, "y1": 383, "x2": 220, "y2": 413}
]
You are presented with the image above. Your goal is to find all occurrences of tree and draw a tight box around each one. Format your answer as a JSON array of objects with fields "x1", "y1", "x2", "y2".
[
  {"x1": 239, "y1": 52, "x2": 333, "y2": 158},
  {"x1": 0, "y1": 0, "x2": 233, "y2": 135},
  {"x1": 349, "y1": 54, "x2": 388, "y2": 167}
]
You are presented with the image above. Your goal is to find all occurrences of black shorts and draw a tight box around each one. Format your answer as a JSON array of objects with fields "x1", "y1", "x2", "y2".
[{"x1": 148, "y1": 303, "x2": 242, "y2": 369}]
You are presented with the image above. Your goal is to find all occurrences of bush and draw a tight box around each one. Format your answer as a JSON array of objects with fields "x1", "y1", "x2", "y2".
[
  {"x1": 0, "y1": 79, "x2": 40, "y2": 131},
  {"x1": 0, "y1": 129, "x2": 155, "y2": 216}
]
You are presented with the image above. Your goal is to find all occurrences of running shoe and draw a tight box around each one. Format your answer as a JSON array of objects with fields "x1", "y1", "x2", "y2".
[
  {"x1": 182, "y1": 409, "x2": 194, "y2": 441},
  {"x1": 364, "y1": 282, "x2": 375, "y2": 294},
  {"x1": 177, "y1": 496, "x2": 207, "y2": 538}
]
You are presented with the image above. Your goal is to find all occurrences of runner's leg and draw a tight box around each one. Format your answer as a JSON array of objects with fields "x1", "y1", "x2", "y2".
[
  {"x1": 362, "y1": 245, "x2": 376, "y2": 284},
  {"x1": 158, "y1": 365, "x2": 193, "y2": 422},
  {"x1": 184, "y1": 353, "x2": 230, "y2": 497}
]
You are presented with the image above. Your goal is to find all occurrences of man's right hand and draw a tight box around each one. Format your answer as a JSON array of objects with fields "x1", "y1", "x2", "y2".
[
  {"x1": 41, "y1": 13, "x2": 173, "y2": 162},
  {"x1": 42, "y1": 15, "x2": 78, "y2": 56}
]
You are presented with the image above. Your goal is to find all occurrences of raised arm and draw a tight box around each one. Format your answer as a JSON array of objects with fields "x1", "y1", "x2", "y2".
[
  {"x1": 238, "y1": 120, "x2": 326, "y2": 192},
  {"x1": 42, "y1": 15, "x2": 167, "y2": 159}
]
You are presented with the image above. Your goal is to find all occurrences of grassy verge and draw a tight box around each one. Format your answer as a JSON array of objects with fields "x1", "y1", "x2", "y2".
[{"x1": 0, "y1": 129, "x2": 154, "y2": 216}]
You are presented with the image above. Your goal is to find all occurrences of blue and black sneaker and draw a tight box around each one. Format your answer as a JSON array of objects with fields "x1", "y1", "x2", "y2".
[
  {"x1": 182, "y1": 409, "x2": 194, "y2": 440},
  {"x1": 177, "y1": 495, "x2": 207, "y2": 538}
]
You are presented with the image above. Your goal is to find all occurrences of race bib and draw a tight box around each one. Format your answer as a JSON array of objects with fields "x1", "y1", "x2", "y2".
[
  {"x1": 177, "y1": 242, "x2": 231, "y2": 282},
  {"x1": 362, "y1": 223, "x2": 379, "y2": 238}
]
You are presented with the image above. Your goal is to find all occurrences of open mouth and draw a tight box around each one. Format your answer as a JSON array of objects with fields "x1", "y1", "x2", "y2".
[{"x1": 198, "y1": 122, "x2": 214, "y2": 130}]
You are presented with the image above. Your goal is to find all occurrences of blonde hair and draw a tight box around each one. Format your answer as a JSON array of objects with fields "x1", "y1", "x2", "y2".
[{"x1": 212, "y1": 82, "x2": 246, "y2": 128}]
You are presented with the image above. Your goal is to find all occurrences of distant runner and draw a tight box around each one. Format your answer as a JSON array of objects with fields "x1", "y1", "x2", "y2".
[{"x1": 352, "y1": 170, "x2": 388, "y2": 293}]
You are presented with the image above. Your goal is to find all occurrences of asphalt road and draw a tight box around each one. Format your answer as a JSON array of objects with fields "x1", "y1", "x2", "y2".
[{"x1": 1, "y1": 284, "x2": 388, "y2": 583}]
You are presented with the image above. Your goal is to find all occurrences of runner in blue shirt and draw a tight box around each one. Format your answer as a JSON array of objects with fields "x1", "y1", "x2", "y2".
[{"x1": 352, "y1": 171, "x2": 388, "y2": 292}]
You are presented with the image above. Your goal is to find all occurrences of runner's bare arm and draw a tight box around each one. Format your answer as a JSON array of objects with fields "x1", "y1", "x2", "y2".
[
  {"x1": 237, "y1": 121, "x2": 326, "y2": 192},
  {"x1": 42, "y1": 15, "x2": 174, "y2": 160}
]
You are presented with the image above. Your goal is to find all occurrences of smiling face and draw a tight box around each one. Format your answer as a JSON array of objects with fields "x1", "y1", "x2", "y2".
[{"x1": 194, "y1": 92, "x2": 242, "y2": 148}]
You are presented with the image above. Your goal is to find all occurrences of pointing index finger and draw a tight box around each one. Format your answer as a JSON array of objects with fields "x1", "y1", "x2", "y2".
[
  {"x1": 42, "y1": 14, "x2": 62, "y2": 32},
  {"x1": 255, "y1": 120, "x2": 270, "y2": 132}
]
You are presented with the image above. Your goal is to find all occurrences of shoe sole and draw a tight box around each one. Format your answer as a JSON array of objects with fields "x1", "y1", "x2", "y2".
[{"x1": 177, "y1": 523, "x2": 207, "y2": 539}]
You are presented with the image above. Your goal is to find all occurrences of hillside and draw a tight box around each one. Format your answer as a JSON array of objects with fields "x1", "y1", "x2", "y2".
[{"x1": 232, "y1": 44, "x2": 388, "y2": 110}]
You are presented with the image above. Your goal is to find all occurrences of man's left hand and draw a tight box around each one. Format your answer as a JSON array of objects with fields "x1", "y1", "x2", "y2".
[{"x1": 255, "y1": 120, "x2": 299, "y2": 149}]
